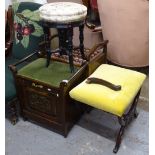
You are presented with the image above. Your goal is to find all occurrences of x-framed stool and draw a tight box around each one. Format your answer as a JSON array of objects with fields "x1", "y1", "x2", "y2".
[{"x1": 69, "y1": 64, "x2": 146, "y2": 153}]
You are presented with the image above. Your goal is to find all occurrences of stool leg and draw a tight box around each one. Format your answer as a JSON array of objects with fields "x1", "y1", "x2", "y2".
[
  {"x1": 79, "y1": 24, "x2": 85, "y2": 59},
  {"x1": 113, "y1": 89, "x2": 141, "y2": 153},
  {"x1": 58, "y1": 28, "x2": 67, "y2": 55},
  {"x1": 134, "y1": 108, "x2": 139, "y2": 118},
  {"x1": 68, "y1": 27, "x2": 74, "y2": 73},
  {"x1": 133, "y1": 90, "x2": 141, "y2": 118},
  {"x1": 113, "y1": 117, "x2": 125, "y2": 153},
  {"x1": 9, "y1": 99, "x2": 18, "y2": 125},
  {"x1": 43, "y1": 26, "x2": 51, "y2": 67}
]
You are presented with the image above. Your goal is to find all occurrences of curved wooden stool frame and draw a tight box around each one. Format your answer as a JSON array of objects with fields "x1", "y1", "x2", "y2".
[
  {"x1": 76, "y1": 87, "x2": 141, "y2": 153},
  {"x1": 113, "y1": 89, "x2": 140, "y2": 153},
  {"x1": 71, "y1": 67, "x2": 142, "y2": 153}
]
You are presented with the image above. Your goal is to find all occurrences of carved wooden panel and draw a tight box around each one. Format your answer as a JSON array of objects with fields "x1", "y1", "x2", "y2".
[
  {"x1": 28, "y1": 93, "x2": 57, "y2": 116},
  {"x1": 25, "y1": 88, "x2": 59, "y2": 117}
]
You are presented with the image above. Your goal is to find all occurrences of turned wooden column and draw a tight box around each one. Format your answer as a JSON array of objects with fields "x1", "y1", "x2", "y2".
[
  {"x1": 79, "y1": 24, "x2": 85, "y2": 59},
  {"x1": 43, "y1": 26, "x2": 51, "y2": 67},
  {"x1": 68, "y1": 26, "x2": 74, "y2": 73}
]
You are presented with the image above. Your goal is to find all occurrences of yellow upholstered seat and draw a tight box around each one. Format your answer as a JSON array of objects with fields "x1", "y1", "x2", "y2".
[{"x1": 69, "y1": 64, "x2": 146, "y2": 117}]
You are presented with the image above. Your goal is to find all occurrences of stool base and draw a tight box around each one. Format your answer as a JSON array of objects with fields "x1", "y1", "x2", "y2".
[
  {"x1": 113, "y1": 90, "x2": 141, "y2": 153},
  {"x1": 42, "y1": 21, "x2": 86, "y2": 73}
]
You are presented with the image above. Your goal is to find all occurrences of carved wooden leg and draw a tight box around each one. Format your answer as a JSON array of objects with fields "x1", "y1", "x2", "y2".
[
  {"x1": 133, "y1": 90, "x2": 141, "y2": 118},
  {"x1": 58, "y1": 28, "x2": 65, "y2": 55},
  {"x1": 63, "y1": 128, "x2": 68, "y2": 138},
  {"x1": 79, "y1": 24, "x2": 85, "y2": 59},
  {"x1": 134, "y1": 109, "x2": 139, "y2": 118},
  {"x1": 113, "y1": 125, "x2": 125, "y2": 153},
  {"x1": 9, "y1": 99, "x2": 18, "y2": 125},
  {"x1": 68, "y1": 27, "x2": 74, "y2": 73},
  {"x1": 43, "y1": 26, "x2": 51, "y2": 67},
  {"x1": 113, "y1": 89, "x2": 141, "y2": 153}
]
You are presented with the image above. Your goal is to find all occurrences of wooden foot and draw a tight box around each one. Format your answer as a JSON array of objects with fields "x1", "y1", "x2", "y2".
[
  {"x1": 9, "y1": 99, "x2": 18, "y2": 125},
  {"x1": 63, "y1": 132, "x2": 68, "y2": 138},
  {"x1": 134, "y1": 109, "x2": 139, "y2": 118},
  {"x1": 113, "y1": 125, "x2": 125, "y2": 153},
  {"x1": 10, "y1": 116, "x2": 18, "y2": 125}
]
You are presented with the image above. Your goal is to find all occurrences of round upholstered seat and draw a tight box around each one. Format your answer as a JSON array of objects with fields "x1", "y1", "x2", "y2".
[{"x1": 39, "y1": 2, "x2": 87, "y2": 23}]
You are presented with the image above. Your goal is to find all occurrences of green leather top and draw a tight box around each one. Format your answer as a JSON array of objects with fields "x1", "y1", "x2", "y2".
[{"x1": 18, "y1": 58, "x2": 78, "y2": 87}]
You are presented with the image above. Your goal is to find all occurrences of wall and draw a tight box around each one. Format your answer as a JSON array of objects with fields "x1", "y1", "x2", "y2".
[{"x1": 5, "y1": 0, "x2": 12, "y2": 10}]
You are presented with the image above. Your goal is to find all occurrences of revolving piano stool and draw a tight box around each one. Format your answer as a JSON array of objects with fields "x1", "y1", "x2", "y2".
[{"x1": 39, "y1": 2, "x2": 87, "y2": 73}]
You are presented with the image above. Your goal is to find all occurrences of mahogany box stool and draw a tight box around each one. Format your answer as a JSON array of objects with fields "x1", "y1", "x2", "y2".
[
  {"x1": 69, "y1": 64, "x2": 146, "y2": 153},
  {"x1": 15, "y1": 58, "x2": 89, "y2": 137}
]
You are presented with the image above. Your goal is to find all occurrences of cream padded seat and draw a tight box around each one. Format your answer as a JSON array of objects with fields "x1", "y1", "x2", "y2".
[
  {"x1": 39, "y1": 2, "x2": 87, "y2": 23},
  {"x1": 69, "y1": 64, "x2": 146, "y2": 117}
]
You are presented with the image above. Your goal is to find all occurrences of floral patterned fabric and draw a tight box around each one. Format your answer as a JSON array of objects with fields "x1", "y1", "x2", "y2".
[
  {"x1": 12, "y1": 2, "x2": 44, "y2": 59},
  {"x1": 39, "y1": 2, "x2": 87, "y2": 23},
  {"x1": 13, "y1": 0, "x2": 47, "y2": 4},
  {"x1": 51, "y1": 47, "x2": 103, "y2": 67}
]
